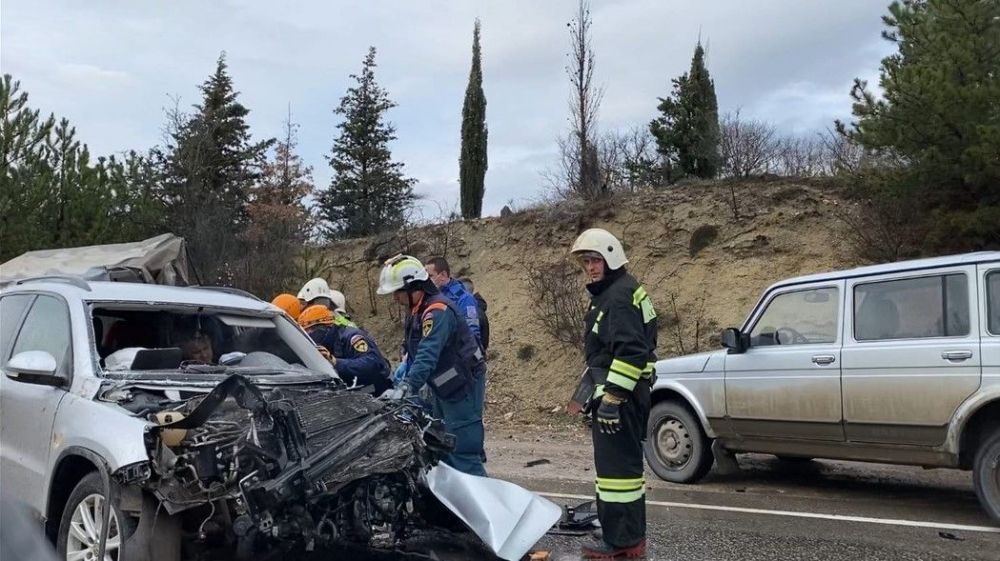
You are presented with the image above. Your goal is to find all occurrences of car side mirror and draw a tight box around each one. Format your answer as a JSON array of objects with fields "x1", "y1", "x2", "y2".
[
  {"x1": 720, "y1": 328, "x2": 748, "y2": 354},
  {"x1": 5, "y1": 351, "x2": 65, "y2": 387}
]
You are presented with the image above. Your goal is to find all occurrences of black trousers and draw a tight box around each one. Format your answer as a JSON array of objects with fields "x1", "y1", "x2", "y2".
[{"x1": 591, "y1": 380, "x2": 650, "y2": 548}]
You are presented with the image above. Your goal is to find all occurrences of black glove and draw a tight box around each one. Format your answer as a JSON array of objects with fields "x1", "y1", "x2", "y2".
[{"x1": 596, "y1": 393, "x2": 625, "y2": 434}]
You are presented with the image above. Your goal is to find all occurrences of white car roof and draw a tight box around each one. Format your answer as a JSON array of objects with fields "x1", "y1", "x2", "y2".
[
  {"x1": 769, "y1": 251, "x2": 1000, "y2": 292},
  {"x1": 2, "y1": 279, "x2": 274, "y2": 312}
]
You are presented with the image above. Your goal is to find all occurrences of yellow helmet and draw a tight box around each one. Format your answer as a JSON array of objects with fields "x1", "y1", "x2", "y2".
[
  {"x1": 271, "y1": 293, "x2": 303, "y2": 320},
  {"x1": 298, "y1": 305, "x2": 335, "y2": 330},
  {"x1": 376, "y1": 254, "x2": 429, "y2": 295}
]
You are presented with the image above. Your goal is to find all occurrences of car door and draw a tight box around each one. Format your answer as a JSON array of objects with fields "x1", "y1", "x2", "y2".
[
  {"x1": 724, "y1": 282, "x2": 845, "y2": 441},
  {"x1": 841, "y1": 267, "x2": 981, "y2": 445},
  {"x1": 0, "y1": 293, "x2": 73, "y2": 514},
  {"x1": 979, "y1": 264, "x2": 999, "y2": 424}
]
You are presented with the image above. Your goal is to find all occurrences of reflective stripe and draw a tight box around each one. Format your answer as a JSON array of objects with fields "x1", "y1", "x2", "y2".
[
  {"x1": 595, "y1": 477, "x2": 645, "y2": 503},
  {"x1": 606, "y1": 371, "x2": 637, "y2": 391},
  {"x1": 591, "y1": 310, "x2": 604, "y2": 334},
  {"x1": 641, "y1": 362, "x2": 655, "y2": 379},
  {"x1": 632, "y1": 286, "x2": 648, "y2": 307},
  {"x1": 593, "y1": 383, "x2": 605, "y2": 399},
  {"x1": 610, "y1": 358, "x2": 642, "y2": 380}
]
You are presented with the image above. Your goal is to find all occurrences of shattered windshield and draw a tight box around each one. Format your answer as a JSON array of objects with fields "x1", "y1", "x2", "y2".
[{"x1": 91, "y1": 304, "x2": 318, "y2": 375}]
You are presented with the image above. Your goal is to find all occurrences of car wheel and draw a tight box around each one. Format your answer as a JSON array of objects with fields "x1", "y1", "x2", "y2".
[
  {"x1": 644, "y1": 400, "x2": 713, "y2": 483},
  {"x1": 56, "y1": 472, "x2": 135, "y2": 561},
  {"x1": 973, "y1": 428, "x2": 1000, "y2": 524}
]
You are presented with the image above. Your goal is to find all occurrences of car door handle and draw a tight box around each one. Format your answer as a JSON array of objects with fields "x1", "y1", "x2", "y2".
[
  {"x1": 811, "y1": 355, "x2": 836, "y2": 365},
  {"x1": 941, "y1": 350, "x2": 973, "y2": 362}
]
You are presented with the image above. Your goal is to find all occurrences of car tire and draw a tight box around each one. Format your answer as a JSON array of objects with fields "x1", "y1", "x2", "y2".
[
  {"x1": 973, "y1": 428, "x2": 1000, "y2": 524},
  {"x1": 644, "y1": 400, "x2": 713, "y2": 483},
  {"x1": 56, "y1": 472, "x2": 136, "y2": 561}
]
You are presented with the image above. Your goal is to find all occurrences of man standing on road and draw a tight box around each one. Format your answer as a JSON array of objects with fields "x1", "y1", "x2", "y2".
[
  {"x1": 570, "y1": 228, "x2": 657, "y2": 560},
  {"x1": 425, "y1": 257, "x2": 483, "y2": 349},
  {"x1": 377, "y1": 254, "x2": 487, "y2": 476}
]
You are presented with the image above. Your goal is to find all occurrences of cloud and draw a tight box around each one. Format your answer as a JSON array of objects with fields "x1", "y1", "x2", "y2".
[{"x1": 2, "y1": 0, "x2": 895, "y2": 218}]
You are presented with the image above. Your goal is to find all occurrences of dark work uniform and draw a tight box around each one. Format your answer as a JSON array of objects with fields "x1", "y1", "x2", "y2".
[
  {"x1": 584, "y1": 267, "x2": 657, "y2": 549},
  {"x1": 310, "y1": 324, "x2": 392, "y2": 395},
  {"x1": 403, "y1": 292, "x2": 487, "y2": 476}
]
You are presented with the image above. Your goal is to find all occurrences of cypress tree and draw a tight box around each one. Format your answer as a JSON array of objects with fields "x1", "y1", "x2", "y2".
[
  {"x1": 650, "y1": 41, "x2": 721, "y2": 179},
  {"x1": 460, "y1": 19, "x2": 488, "y2": 219},
  {"x1": 319, "y1": 47, "x2": 416, "y2": 239}
]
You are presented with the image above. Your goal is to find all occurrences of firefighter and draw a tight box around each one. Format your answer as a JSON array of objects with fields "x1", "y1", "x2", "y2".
[
  {"x1": 271, "y1": 293, "x2": 303, "y2": 320},
  {"x1": 298, "y1": 305, "x2": 391, "y2": 395},
  {"x1": 297, "y1": 278, "x2": 356, "y2": 327},
  {"x1": 425, "y1": 257, "x2": 482, "y2": 349},
  {"x1": 571, "y1": 228, "x2": 657, "y2": 560},
  {"x1": 376, "y1": 254, "x2": 487, "y2": 477}
]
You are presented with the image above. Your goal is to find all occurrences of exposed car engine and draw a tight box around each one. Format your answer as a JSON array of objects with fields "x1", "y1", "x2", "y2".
[{"x1": 108, "y1": 375, "x2": 457, "y2": 560}]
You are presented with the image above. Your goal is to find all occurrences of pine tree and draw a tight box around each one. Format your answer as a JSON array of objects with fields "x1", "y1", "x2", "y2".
[
  {"x1": 650, "y1": 41, "x2": 721, "y2": 179},
  {"x1": 319, "y1": 47, "x2": 416, "y2": 239},
  {"x1": 240, "y1": 112, "x2": 316, "y2": 295},
  {"x1": 839, "y1": 0, "x2": 1000, "y2": 226},
  {"x1": 157, "y1": 53, "x2": 274, "y2": 282},
  {"x1": 460, "y1": 19, "x2": 488, "y2": 219}
]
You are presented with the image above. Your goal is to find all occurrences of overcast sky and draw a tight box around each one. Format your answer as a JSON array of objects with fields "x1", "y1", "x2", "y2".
[{"x1": 2, "y1": 1, "x2": 894, "y2": 217}]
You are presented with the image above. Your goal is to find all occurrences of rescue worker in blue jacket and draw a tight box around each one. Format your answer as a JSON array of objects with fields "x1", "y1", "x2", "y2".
[
  {"x1": 377, "y1": 254, "x2": 487, "y2": 477},
  {"x1": 298, "y1": 305, "x2": 392, "y2": 396},
  {"x1": 425, "y1": 256, "x2": 482, "y2": 349}
]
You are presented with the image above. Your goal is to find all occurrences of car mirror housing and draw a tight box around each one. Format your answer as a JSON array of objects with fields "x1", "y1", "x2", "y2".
[
  {"x1": 720, "y1": 328, "x2": 748, "y2": 354},
  {"x1": 5, "y1": 351, "x2": 65, "y2": 387}
]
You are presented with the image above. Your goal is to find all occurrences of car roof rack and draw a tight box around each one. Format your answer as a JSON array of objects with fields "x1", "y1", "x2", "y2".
[
  {"x1": 192, "y1": 285, "x2": 263, "y2": 302},
  {"x1": 14, "y1": 275, "x2": 92, "y2": 291}
]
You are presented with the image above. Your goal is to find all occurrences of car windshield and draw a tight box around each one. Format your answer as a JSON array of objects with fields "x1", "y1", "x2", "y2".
[{"x1": 91, "y1": 304, "x2": 314, "y2": 374}]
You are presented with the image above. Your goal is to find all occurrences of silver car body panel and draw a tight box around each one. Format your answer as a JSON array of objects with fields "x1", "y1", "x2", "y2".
[
  {"x1": 425, "y1": 462, "x2": 561, "y2": 561},
  {"x1": 652, "y1": 252, "x2": 1000, "y2": 468}
]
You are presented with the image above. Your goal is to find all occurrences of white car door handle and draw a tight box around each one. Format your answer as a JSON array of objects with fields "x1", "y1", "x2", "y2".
[
  {"x1": 811, "y1": 355, "x2": 836, "y2": 365},
  {"x1": 941, "y1": 350, "x2": 973, "y2": 361}
]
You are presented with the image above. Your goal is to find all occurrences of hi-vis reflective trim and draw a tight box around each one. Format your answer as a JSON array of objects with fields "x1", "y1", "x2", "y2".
[
  {"x1": 593, "y1": 383, "x2": 605, "y2": 399},
  {"x1": 610, "y1": 358, "x2": 642, "y2": 380},
  {"x1": 595, "y1": 477, "x2": 645, "y2": 504},
  {"x1": 607, "y1": 372, "x2": 637, "y2": 391},
  {"x1": 642, "y1": 362, "x2": 655, "y2": 379},
  {"x1": 632, "y1": 287, "x2": 648, "y2": 307},
  {"x1": 591, "y1": 310, "x2": 604, "y2": 334}
]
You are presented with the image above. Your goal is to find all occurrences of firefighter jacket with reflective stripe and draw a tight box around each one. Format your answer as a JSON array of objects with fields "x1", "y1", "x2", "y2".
[
  {"x1": 583, "y1": 269, "x2": 658, "y2": 397},
  {"x1": 404, "y1": 294, "x2": 485, "y2": 400}
]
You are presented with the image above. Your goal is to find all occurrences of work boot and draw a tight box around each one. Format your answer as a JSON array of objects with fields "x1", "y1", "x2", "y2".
[{"x1": 581, "y1": 538, "x2": 646, "y2": 559}]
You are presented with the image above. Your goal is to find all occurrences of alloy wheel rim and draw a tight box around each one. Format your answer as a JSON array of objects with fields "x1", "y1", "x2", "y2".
[{"x1": 66, "y1": 493, "x2": 120, "y2": 561}]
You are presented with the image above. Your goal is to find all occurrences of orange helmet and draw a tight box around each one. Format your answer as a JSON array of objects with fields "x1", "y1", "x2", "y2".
[
  {"x1": 272, "y1": 293, "x2": 303, "y2": 320},
  {"x1": 298, "y1": 305, "x2": 335, "y2": 330}
]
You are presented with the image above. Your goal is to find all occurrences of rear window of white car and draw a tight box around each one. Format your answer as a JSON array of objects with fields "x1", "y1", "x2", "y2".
[
  {"x1": 988, "y1": 271, "x2": 1000, "y2": 335},
  {"x1": 854, "y1": 273, "x2": 969, "y2": 341}
]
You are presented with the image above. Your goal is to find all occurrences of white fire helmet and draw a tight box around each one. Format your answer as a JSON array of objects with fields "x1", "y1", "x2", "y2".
[
  {"x1": 297, "y1": 277, "x2": 333, "y2": 303},
  {"x1": 377, "y1": 254, "x2": 430, "y2": 295},
  {"x1": 570, "y1": 228, "x2": 628, "y2": 270}
]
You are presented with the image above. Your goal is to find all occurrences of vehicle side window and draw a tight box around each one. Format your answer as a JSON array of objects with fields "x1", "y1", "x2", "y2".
[
  {"x1": 749, "y1": 287, "x2": 839, "y2": 346},
  {"x1": 854, "y1": 273, "x2": 969, "y2": 341},
  {"x1": 988, "y1": 271, "x2": 1000, "y2": 335},
  {"x1": 11, "y1": 295, "x2": 72, "y2": 375},
  {"x1": 0, "y1": 294, "x2": 35, "y2": 364}
]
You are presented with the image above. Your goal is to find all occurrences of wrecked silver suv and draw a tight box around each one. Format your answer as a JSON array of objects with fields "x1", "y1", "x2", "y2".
[{"x1": 0, "y1": 276, "x2": 551, "y2": 561}]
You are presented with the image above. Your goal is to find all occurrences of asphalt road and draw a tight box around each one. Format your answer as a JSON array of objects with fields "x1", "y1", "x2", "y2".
[{"x1": 484, "y1": 429, "x2": 1000, "y2": 561}]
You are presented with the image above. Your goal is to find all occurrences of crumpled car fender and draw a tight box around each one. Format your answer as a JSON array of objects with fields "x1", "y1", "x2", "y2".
[{"x1": 425, "y1": 463, "x2": 561, "y2": 561}]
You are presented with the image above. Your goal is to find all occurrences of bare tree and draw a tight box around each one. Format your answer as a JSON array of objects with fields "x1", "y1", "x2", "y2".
[
  {"x1": 719, "y1": 110, "x2": 780, "y2": 178},
  {"x1": 598, "y1": 126, "x2": 662, "y2": 193},
  {"x1": 556, "y1": 0, "x2": 605, "y2": 200},
  {"x1": 820, "y1": 128, "x2": 871, "y2": 175},
  {"x1": 776, "y1": 135, "x2": 827, "y2": 177}
]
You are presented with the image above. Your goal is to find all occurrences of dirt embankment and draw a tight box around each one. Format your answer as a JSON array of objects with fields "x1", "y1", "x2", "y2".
[{"x1": 315, "y1": 178, "x2": 861, "y2": 426}]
